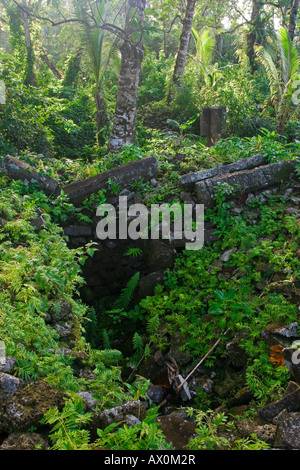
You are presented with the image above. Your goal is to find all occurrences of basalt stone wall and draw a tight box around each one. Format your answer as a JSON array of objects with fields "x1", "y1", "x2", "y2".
[
  {"x1": 79, "y1": 238, "x2": 176, "y2": 303},
  {"x1": 62, "y1": 157, "x2": 299, "y2": 303},
  {"x1": 62, "y1": 206, "x2": 206, "y2": 303},
  {"x1": 3, "y1": 154, "x2": 297, "y2": 303},
  {"x1": 62, "y1": 186, "x2": 218, "y2": 303}
]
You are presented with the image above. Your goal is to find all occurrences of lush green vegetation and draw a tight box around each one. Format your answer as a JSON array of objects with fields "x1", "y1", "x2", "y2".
[{"x1": 0, "y1": 0, "x2": 299, "y2": 451}]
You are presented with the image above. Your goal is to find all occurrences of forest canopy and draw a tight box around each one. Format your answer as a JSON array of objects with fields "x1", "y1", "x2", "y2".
[{"x1": 0, "y1": 0, "x2": 299, "y2": 157}]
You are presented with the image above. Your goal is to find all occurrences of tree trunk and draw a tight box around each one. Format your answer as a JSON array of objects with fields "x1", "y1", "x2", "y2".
[
  {"x1": 166, "y1": 0, "x2": 197, "y2": 103},
  {"x1": 21, "y1": 0, "x2": 37, "y2": 86},
  {"x1": 246, "y1": 0, "x2": 263, "y2": 74},
  {"x1": 172, "y1": 0, "x2": 197, "y2": 88},
  {"x1": 40, "y1": 52, "x2": 62, "y2": 79},
  {"x1": 108, "y1": 0, "x2": 146, "y2": 151},
  {"x1": 288, "y1": 0, "x2": 299, "y2": 41},
  {"x1": 95, "y1": 89, "x2": 107, "y2": 145}
]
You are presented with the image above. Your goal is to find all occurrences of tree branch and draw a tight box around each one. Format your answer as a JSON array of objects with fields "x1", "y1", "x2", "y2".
[
  {"x1": 176, "y1": 330, "x2": 229, "y2": 393},
  {"x1": 12, "y1": 0, "x2": 91, "y2": 27},
  {"x1": 11, "y1": 0, "x2": 131, "y2": 42}
]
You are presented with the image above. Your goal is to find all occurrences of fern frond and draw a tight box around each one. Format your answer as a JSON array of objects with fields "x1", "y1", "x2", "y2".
[
  {"x1": 147, "y1": 315, "x2": 160, "y2": 335},
  {"x1": 95, "y1": 348, "x2": 122, "y2": 365},
  {"x1": 102, "y1": 328, "x2": 111, "y2": 349},
  {"x1": 133, "y1": 332, "x2": 143, "y2": 352},
  {"x1": 113, "y1": 272, "x2": 140, "y2": 311}
]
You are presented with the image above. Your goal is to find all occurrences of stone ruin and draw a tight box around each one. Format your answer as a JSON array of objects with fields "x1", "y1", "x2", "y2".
[{"x1": 1, "y1": 152, "x2": 298, "y2": 303}]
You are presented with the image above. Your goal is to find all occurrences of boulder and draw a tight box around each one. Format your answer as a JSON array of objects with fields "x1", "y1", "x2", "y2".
[
  {"x1": 30, "y1": 215, "x2": 47, "y2": 231},
  {"x1": 0, "y1": 155, "x2": 59, "y2": 196},
  {"x1": 0, "y1": 356, "x2": 16, "y2": 374},
  {"x1": 235, "y1": 419, "x2": 276, "y2": 446},
  {"x1": 0, "y1": 432, "x2": 48, "y2": 450},
  {"x1": 261, "y1": 322, "x2": 300, "y2": 347},
  {"x1": 138, "y1": 271, "x2": 165, "y2": 298},
  {"x1": 147, "y1": 385, "x2": 168, "y2": 404},
  {"x1": 0, "y1": 373, "x2": 25, "y2": 404},
  {"x1": 0, "y1": 379, "x2": 66, "y2": 432},
  {"x1": 77, "y1": 391, "x2": 98, "y2": 411},
  {"x1": 48, "y1": 299, "x2": 73, "y2": 324},
  {"x1": 89, "y1": 400, "x2": 147, "y2": 441},
  {"x1": 154, "y1": 415, "x2": 197, "y2": 450},
  {"x1": 147, "y1": 240, "x2": 177, "y2": 270},
  {"x1": 275, "y1": 412, "x2": 300, "y2": 448},
  {"x1": 259, "y1": 381, "x2": 300, "y2": 423},
  {"x1": 282, "y1": 347, "x2": 300, "y2": 385}
]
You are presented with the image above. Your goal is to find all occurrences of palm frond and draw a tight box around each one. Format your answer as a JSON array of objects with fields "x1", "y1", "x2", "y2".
[
  {"x1": 72, "y1": 0, "x2": 120, "y2": 90},
  {"x1": 255, "y1": 45, "x2": 281, "y2": 108},
  {"x1": 191, "y1": 27, "x2": 215, "y2": 67},
  {"x1": 256, "y1": 27, "x2": 300, "y2": 131},
  {"x1": 278, "y1": 26, "x2": 299, "y2": 86}
]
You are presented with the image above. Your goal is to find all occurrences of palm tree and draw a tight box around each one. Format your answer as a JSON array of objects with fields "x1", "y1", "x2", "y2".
[
  {"x1": 73, "y1": 0, "x2": 120, "y2": 143},
  {"x1": 191, "y1": 27, "x2": 216, "y2": 87},
  {"x1": 108, "y1": 0, "x2": 147, "y2": 151},
  {"x1": 256, "y1": 27, "x2": 300, "y2": 132}
]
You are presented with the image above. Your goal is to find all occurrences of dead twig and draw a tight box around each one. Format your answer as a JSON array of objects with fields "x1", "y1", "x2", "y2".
[{"x1": 176, "y1": 329, "x2": 229, "y2": 393}]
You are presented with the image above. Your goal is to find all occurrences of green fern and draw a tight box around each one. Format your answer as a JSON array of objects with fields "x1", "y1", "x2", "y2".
[
  {"x1": 93, "y1": 348, "x2": 122, "y2": 366},
  {"x1": 147, "y1": 315, "x2": 160, "y2": 335},
  {"x1": 44, "y1": 396, "x2": 92, "y2": 450},
  {"x1": 133, "y1": 332, "x2": 143, "y2": 353},
  {"x1": 113, "y1": 272, "x2": 140, "y2": 311},
  {"x1": 102, "y1": 328, "x2": 111, "y2": 349},
  {"x1": 125, "y1": 247, "x2": 143, "y2": 257}
]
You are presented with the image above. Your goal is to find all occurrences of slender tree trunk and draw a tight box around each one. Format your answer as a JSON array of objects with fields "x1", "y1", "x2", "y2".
[
  {"x1": 108, "y1": 0, "x2": 146, "y2": 151},
  {"x1": 95, "y1": 88, "x2": 107, "y2": 144},
  {"x1": 40, "y1": 52, "x2": 62, "y2": 79},
  {"x1": 173, "y1": 0, "x2": 197, "y2": 86},
  {"x1": 167, "y1": 0, "x2": 197, "y2": 102},
  {"x1": 288, "y1": 0, "x2": 299, "y2": 41},
  {"x1": 21, "y1": 0, "x2": 37, "y2": 86},
  {"x1": 246, "y1": 0, "x2": 263, "y2": 74}
]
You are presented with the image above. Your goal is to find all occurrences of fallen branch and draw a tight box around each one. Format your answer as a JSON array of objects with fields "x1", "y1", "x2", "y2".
[
  {"x1": 176, "y1": 329, "x2": 229, "y2": 393},
  {"x1": 126, "y1": 340, "x2": 152, "y2": 383}
]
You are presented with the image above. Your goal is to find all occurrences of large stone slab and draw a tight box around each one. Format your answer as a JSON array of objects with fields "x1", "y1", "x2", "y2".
[
  {"x1": 0, "y1": 155, "x2": 59, "y2": 195},
  {"x1": 194, "y1": 160, "x2": 297, "y2": 208},
  {"x1": 180, "y1": 154, "x2": 266, "y2": 190},
  {"x1": 59, "y1": 156, "x2": 158, "y2": 203}
]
